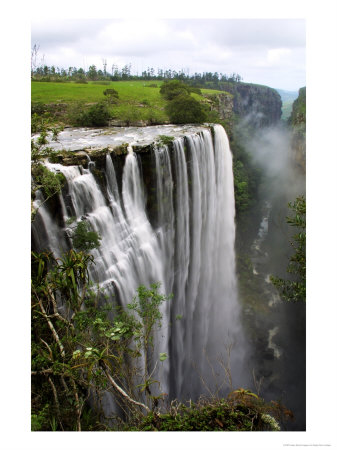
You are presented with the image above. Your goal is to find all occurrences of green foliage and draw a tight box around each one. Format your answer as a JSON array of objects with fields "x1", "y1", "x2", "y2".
[
  {"x1": 31, "y1": 120, "x2": 65, "y2": 220},
  {"x1": 231, "y1": 135, "x2": 261, "y2": 217},
  {"x1": 73, "y1": 102, "x2": 110, "y2": 127},
  {"x1": 116, "y1": 106, "x2": 140, "y2": 126},
  {"x1": 146, "y1": 107, "x2": 167, "y2": 125},
  {"x1": 159, "y1": 80, "x2": 207, "y2": 124},
  {"x1": 127, "y1": 283, "x2": 171, "y2": 382},
  {"x1": 127, "y1": 283, "x2": 169, "y2": 332},
  {"x1": 71, "y1": 220, "x2": 101, "y2": 253},
  {"x1": 103, "y1": 88, "x2": 119, "y2": 97},
  {"x1": 271, "y1": 196, "x2": 306, "y2": 302},
  {"x1": 31, "y1": 247, "x2": 171, "y2": 430},
  {"x1": 165, "y1": 94, "x2": 207, "y2": 124},
  {"x1": 103, "y1": 88, "x2": 119, "y2": 103},
  {"x1": 289, "y1": 87, "x2": 306, "y2": 127},
  {"x1": 157, "y1": 135, "x2": 174, "y2": 146},
  {"x1": 31, "y1": 80, "x2": 223, "y2": 127},
  {"x1": 31, "y1": 164, "x2": 65, "y2": 199},
  {"x1": 123, "y1": 395, "x2": 282, "y2": 431},
  {"x1": 160, "y1": 80, "x2": 191, "y2": 100},
  {"x1": 31, "y1": 404, "x2": 50, "y2": 431},
  {"x1": 31, "y1": 102, "x2": 48, "y2": 116},
  {"x1": 159, "y1": 353, "x2": 167, "y2": 362}
]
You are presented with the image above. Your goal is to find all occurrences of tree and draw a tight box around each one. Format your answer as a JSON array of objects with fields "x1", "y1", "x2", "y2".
[
  {"x1": 31, "y1": 116, "x2": 65, "y2": 220},
  {"x1": 160, "y1": 80, "x2": 191, "y2": 100},
  {"x1": 165, "y1": 94, "x2": 207, "y2": 124},
  {"x1": 271, "y1": 196, "x2": 306, "y2": 302},
  {"x1": 31, "y1": 243, "x2": 170, "y2": 430},
  {"x1": 71, "y1": 220, "x2": 102, "y2": 252},
  {"x1": 87, "y1": 65, "x2": 98, "y2": 81}
]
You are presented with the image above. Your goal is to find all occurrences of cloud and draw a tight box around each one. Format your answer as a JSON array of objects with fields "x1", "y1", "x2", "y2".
[{"x1": 31, "y1": 18, "x2": 305, "y2": 90}]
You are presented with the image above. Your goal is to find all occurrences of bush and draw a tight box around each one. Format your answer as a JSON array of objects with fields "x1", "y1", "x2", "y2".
[
  {"x1": 103, "y1": 88, "x2": 119, "y2": 104},
  {"x1": 72, "y1": 220, "x2": 101, "y2": 252},
  {"x1": 165, "y1": 94, "x2": 207, "y2": 124},
  {"x1": 189, "y1": 86, "x2": 202, "y2": 96},
  {"x1": 146, "y1": 108, "x2": 165, "y2": 125},
  {"x1": 74, "y1": 102, "x2": 110, "y2": 127},
  {"x1": 160, "y1": 80, "x2": 191, "y2": 100},
  {"x1": 122, "y1": 397, "x2": 281, "y2": 431},
  {"x1": 157, "y1": 135, "x2": 174, "y2": 146},
  {"x1": 31, "y1": 102, "x2": 48, "y2": 116}
]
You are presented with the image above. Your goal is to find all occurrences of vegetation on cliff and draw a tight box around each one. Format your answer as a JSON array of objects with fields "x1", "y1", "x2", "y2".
[
  {"x1": 31, "y1": 239, "x2": 286, "y2": 431},
  {"x1": 160, "y1": 80, "x2": 208, "y2": 124},
  {"x1": 271, "y1": 196, "x2": 306, "y2": 302},
  {"x1": 31, "y1": 80, "x2": 222, "y2": 128},
  {"x1": 289, "y1": 87, "x2": 306, "y2": 127},
  {"x1": 288, "y1": 87, "x2": 306, "y2": 172}
]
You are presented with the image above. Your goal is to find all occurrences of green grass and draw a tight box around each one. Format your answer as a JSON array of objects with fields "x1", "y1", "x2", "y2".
[
  {"x1": 31, "y1": 81, "x2": 223, "y2": 126},
  {"x1": 32, "y1": 80, "x2": 222, "y2": 104},
  {"x1": 32, "y1": 80, "x2": 163, "y2": 104}
]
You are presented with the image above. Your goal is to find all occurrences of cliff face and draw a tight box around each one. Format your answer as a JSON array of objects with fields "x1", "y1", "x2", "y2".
[
  {"x1": 289, "y1": 87, "x2": 306, "y2": 173},
  {"x1": 217, "y1": 82, "x2": 282, "y2": 128}
]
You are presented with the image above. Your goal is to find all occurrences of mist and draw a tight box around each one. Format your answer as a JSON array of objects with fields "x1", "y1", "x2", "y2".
[
  {"x1": 238, "y1": 117, "x2": 305, "y2": 201},
  {"x1": 234, "y1": 117, "x2": 306, "y2": 430}
]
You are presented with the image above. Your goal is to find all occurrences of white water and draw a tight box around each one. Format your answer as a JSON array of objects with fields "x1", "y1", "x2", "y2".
[{"x1": 32, "y1": 124, "x2": 246, "y2": 402}]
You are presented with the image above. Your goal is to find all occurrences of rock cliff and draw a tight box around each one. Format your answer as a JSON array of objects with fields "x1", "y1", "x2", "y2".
[
  {"x1": 217, "y1": 82, "x2": 282, "y2": 128},
  {"x1": 289, "y1": 87, "x2": 306, "y2": 173}
]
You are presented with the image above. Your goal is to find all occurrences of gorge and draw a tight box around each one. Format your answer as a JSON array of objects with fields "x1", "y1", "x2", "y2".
[{"x1": 31, "y1": 84, "x2": 306, "y2": 432}]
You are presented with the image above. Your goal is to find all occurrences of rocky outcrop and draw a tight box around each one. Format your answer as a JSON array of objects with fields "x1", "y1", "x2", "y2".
[
  {"x1": 289, "y1": 87, "x2": 306, "y2": 173},
  {"x1": 204, "y1": 92, "x2": 234, "y2": 121},
  {"x1": 219, "y1": 82, "x2": 282, "y2": 127}
]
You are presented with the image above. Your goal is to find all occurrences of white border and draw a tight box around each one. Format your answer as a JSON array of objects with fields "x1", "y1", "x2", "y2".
[{"x1": 1, "y1": 1, "x2": 337, "y2": 449}]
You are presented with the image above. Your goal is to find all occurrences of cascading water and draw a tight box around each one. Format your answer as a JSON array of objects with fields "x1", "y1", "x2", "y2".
[{"x1": 32, "y1": 124, "x2": 247, "y2": 406}]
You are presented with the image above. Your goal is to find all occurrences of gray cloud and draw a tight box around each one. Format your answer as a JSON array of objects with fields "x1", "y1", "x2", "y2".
[{"x1": 31, "y1": 18, "x2": 305, "y2": 90}]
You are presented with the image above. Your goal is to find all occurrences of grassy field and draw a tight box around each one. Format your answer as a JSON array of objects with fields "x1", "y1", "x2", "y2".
[
  {"x1": 32, "y1": 80, "x2": 163, "y2": 103},
  {"x1": 31, "y1": 80, "x2": 222, "y2": 126},
  {"x1": 31, "y1": 80, "x2": 222, "y2": 104}
]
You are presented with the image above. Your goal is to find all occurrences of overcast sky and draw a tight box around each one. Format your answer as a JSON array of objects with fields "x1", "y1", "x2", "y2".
[{"x1": 31, "y1": 18, "x2": 305, "y2": 91}]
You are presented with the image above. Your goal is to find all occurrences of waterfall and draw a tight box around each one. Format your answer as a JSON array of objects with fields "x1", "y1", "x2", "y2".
[{"x1": 32, "y1": 124, "x2": 246, "y2": 403}]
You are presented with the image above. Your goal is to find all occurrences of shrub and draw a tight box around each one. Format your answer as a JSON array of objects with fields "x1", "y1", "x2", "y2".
[
  {"x1": 74, "y1": 102, "x2": 110, "y2": 127},
  {"x1": 165, "y1": 94, "x2": 207, "y2": 124},
  {"x1": 189, "y1": 86, "x2": 202, "y2": 96},
  {"x1": 31, "y1": 102, "x2": 48, "y2": 116},
  {"x1": 31, "y1": 164, "x2": 65, "y2": 199},
  {"x1": 160, "y1": 80, "x2": 191, "y2": 100},
  {"x1": 157, "y1": 135, "x2": 174, "y2": 146},
  {"x1": 122, "y1": 397, "x2": 282, "y2": 431},
  {"x1": 71, "y1": 220, "x2": 101, "y2": 252},
  {"x1": 103, "y1": 88, "x2": 119, "y2": 104}
]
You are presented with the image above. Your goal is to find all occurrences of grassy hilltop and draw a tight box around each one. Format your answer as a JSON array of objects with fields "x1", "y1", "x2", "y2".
[{"x1": 31, "y1": 80, "x2": 222, "y2": 127}]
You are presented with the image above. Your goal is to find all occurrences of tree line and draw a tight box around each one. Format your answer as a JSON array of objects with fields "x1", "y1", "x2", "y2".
[{"x1": 31, "y1": 45, "x2": 243, "y2": 86}]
